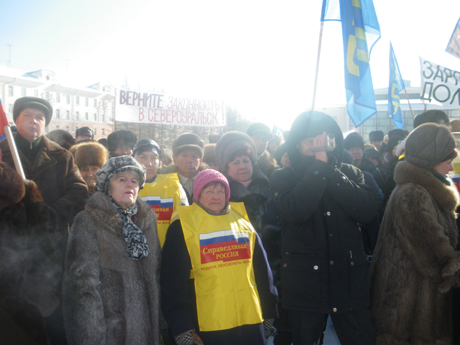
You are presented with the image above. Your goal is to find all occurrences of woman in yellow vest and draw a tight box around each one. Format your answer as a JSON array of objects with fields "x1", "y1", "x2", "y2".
[
  {"x1": 161, "y1": 169, "x2": 278, "y2": 345},
  {"x1": 134, "y1": 139, "x2": 189, "y2": 247}
]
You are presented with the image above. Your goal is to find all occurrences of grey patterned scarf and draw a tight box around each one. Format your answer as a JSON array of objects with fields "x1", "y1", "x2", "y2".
[{"x1": 110, "y1": 196, "x2": 150, "y2": 260}]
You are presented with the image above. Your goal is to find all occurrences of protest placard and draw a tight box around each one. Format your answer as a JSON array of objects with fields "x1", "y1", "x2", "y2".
[
  {"x1": 420, "y1": 57, "x2": 460, "y2": 106},
  {"x1": 115, "y1": 89, "x2": 226, "y2": 127}
]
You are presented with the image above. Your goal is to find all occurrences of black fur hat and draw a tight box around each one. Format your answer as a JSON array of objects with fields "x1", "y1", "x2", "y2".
[{"x1": 107, "y1": 130, "x2": 137, "y2": 153}]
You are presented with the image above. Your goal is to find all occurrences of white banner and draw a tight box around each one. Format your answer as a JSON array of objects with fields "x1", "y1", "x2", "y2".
[
  {"x1": 115, "y1": 89, "x2": 226, "y2": 127},
  {"x1": 420, "y1": 57, "x2": 460, "y2": 106}
]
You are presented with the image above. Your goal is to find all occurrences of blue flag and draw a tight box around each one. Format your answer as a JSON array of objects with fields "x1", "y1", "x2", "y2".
[
  {"x1": 388, "y1": 42, "x2": 405, "y2": 129},
  {"x1": 321, "y1": 0, "x2": 380, "y2": 127}
]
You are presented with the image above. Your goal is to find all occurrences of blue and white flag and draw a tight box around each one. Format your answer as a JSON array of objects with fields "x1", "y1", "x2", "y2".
[
  {"x1": 321, "y1": 0, "x2": 380, "y2": 127},
  {"x1": 446, "y1": 17, "x2": 460, "y2": 60},
  {"x1": 388, "y1": 43, "x2": 405, "y2": 129}
]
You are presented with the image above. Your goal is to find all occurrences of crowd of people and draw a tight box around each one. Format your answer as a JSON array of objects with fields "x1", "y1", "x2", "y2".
[{"x1": 1, "y1": 96, "x2": 460, "y2": 345}]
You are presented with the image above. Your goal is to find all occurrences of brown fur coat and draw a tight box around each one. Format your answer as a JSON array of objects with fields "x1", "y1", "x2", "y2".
[
  {"x1": 62, "y1": 192, "x2": 161, "y2": 345},
  {"x1": 370, "y1": 161, "x2": 460, "y2": 345}
]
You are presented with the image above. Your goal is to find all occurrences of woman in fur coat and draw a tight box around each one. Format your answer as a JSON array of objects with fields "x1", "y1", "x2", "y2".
[
  {"x1": 62, "y1": 156, "x2": 161, "y2": 345},
  {"x1": 370, "y1": 123, "x2": 460, "y2": 345}
]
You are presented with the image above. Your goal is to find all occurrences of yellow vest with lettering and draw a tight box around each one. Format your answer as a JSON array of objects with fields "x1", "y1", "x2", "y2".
[
  {"x1": 177, "y1": 202, "x2": 263, "y2": 332},
  {"x1": 138, "y1": 173, "x2": 185, "y2": 247}
]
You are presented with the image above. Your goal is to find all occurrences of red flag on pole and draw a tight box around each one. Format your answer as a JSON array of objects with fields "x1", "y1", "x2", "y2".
[{"x1": 0, "y1": 98, "x2": 8, "y2": 141}]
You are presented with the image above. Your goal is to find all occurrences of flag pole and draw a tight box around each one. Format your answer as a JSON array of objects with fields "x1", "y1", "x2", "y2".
[
  {"x1": 403, "y1": 89, "x2": 414, "y2": 120},
  {"x1": 4, "y1": 126, "x2": 25, "y2": 179},
  {"x1": 311, "y1": 21, "x2": 325, "y2": 111}
]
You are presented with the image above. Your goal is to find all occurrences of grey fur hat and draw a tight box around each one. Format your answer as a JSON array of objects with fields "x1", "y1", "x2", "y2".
[
  {"x1": 215, "y1": 131, "x2": 257, "y2": 172},
  {"x1": 13, "y1": 97, "x2": 53, "y2": 126},
  {"x1": 405, "y1": 123, "x2": 456, "y2": 169},
  {"x1": 96, "y1": 156, "x2": 146, "y2": 194}
]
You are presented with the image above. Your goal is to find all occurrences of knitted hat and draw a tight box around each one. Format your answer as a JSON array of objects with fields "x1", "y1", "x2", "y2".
[
  {"x1": 107, "y1": 130, "x2": 137, "y2": 153},
  {"x1": 96, "y1": 156, "x2": 146, "y2": 194},
  {"x1": 13, "y1": 97, "x2": 53, "y2": 126},
  {"x1": 76, "y1": 126, "x2": 94, "y2": 139},
  {"x1": 215, "y1": 131, "x2": 257, "y2": 172},
  {"x1": 193, "y1": 169, "x2": 230, "y2": 203},
  {"x1": 71, "y1": 142, "x2": 108, "y2": 168},
  {"x1": 133, "y1": 139, "x2": 162, "y2": 158},
  {"x1": 344, "y1": 132, "x2": 364, "y2": 151},
  {"x1": 286, "y1": 111, "x2": 344, "y2": 168},
  {"x1": 405, "y1": 123, "x2": 456, "y2": 169},
  {"x1": 274, "y1": 143, "x2": 288, "y2": 165},
  {"x1": 363, "y1": 148, "x2": 381, "y2": 161},
  {"x1": 247, "y1": 123, "x2": 273, "y2": 140},
  {"x1": 172, "y1": 133, "x2": 204, "y2": 157},
  {"x1": 369, "y1": 130, "x2": 384, "y2": 142}
]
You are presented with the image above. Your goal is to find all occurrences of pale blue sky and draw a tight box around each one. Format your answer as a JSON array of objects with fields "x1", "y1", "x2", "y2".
[{"x1": 1, "y1": 0, "x2": 459, "y2": 129}]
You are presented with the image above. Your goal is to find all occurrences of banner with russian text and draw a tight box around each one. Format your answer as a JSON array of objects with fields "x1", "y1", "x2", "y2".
[
  {"x1": 115, "y1": 89, "x2": 226, "y2": 127},
  {"x1": 420, "y1": 57, "x2": 460, "y2": 106}
]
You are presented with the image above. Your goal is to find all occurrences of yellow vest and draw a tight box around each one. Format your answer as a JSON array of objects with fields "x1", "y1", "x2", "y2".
[
  {"x1": 177, "y1": 202, "x2": 263, "y2": 332},
  {"x1": 139, "y1": 173, "x2": 187, "y2": 247}
]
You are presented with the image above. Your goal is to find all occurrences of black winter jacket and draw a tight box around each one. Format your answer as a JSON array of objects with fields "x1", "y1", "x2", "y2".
[{"x1": 270, "y1": 156, "x2": 379, "y2": 314}]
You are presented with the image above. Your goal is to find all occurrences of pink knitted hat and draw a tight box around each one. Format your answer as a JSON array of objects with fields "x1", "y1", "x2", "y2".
[{"x1": 193, "y1": 169, "x2": 231, "y2": 203}]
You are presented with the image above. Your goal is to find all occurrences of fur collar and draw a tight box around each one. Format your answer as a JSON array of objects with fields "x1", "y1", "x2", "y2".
[
  {"x1": 394, "y1": 161, "x2": 459, "y2": 213},
  {"x1": 85, "y1": 192, "x2": 155, "y2": 233}
]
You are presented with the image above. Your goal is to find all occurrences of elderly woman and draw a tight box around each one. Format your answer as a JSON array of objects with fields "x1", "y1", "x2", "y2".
[
  {"x1": 62, "y1": 156, "x2": 161, "y2": 345},
  {"x1": 370, "y1": 123, "x2": 460, "y2": 345},
  {"x1": 214, "y1": 131, "x2": 272, "y2": 234},
  {"x1": 161, "y1": 169, "x2": 278, "y2": 345}
]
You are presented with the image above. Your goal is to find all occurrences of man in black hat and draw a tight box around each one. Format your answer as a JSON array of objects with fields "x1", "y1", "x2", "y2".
[
  {"x1": 107, "y1": 130, "x2": 137, "y2": 157},
  {"x1": 270, "y1": 111, "x2": 379, "y2": 345},
  {"x1": 369, "y1": 130, "x2": 385, "y2": 154},
  {"x1": 75, "y1": 126, "x2": 94, "y2": 143},
  {"x1": 247, "y1": 122, "x2": 277, "y2": 178},
  {"x1": 0, "y1": 96, "x2": 88, "y2": 344},
  {"x1": 161, "y1": 132, "x2": 205, "y2": 204}
]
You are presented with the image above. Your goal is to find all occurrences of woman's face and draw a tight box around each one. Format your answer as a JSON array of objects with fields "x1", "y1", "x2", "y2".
[
  {"x1": 433, "y1": 158, "x2": 454, "y2": 176},
  {"x1": 199, "y1": 183, "x2": 226, "y2": 213},
  {"x1": 227, "y1": 154, "x2": 252, "y2": 183},
  {"x1": 109, "y1": 170, "x2": 139, "y2": 209},
  {"x1": 136, "y1": 151, "x2": 160, "y2": 180},
  {"x1": 280, "y1": 152, "x2": 290, "y2": 168}
]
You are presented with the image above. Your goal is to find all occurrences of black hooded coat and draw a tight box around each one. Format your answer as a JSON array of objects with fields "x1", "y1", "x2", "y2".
[{"x1": 269, "y1": 112, "x2": 379, "y2": 313}]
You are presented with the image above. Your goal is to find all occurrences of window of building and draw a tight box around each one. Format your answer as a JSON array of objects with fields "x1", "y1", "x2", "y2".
[
  {"x1": 34, "y1": 89, "x2": 38, "y2": 97},
  {"x1": 46, "y1": 126, "x2": 49, "y2": 134},
  {"x1": 56, "y1": 125, "x2": 60, "y2": 130},
  {"x1": 66, "y1": 95, "x2": 70, "y2": 104},
  {"x1": 85, "y1": 112, "x2": 88, "y2": 120},
  {"x1": 7, "y1": 86, "x2": 13, "y2": 96},
  {"x1": 66, "y1": 126, "x2": 70, "y2": 132},
  {"x1": 76, "y1": 96, "x2": 80, "y2": 105},
  {"x1": 85, "y1": 98, "x2": 89, "y2": 106},
  {"x1": 94, "y1": 128, "x2": 97, "y2": 135},
  {"x1": 21, "y1": 88, "x2": 26, "y2": 97},
  {"x1": 76, "y1": 127, "x2": 79, "y2": 132},
  {"x1": 8, "y1": 104, "x2": 13, "y2": 113},
  {"x1": 45, "y1": 91, "x2": 50, "y2": 101},
  {"x1": 101, "y1": 114, "x2": 105, "y2": 122},
  {"x1": 94, "y1": 99, "x2": 97, "y2": 107},
  {"x1": 56, "y1": 93, "x2": 60, "y2": 102},
  {"x1": 56, "y1": 109, "x2": 60, "y2": 119},
  {"x1": 66, "y1": 110, "x2": 70, "y2": 119},
  {"x1": 94, "y1": 113, "x2": 97, "y2": 121},
  {"x1": 76, "y1": 111, "x2": 79, "y2": 120},
  {"x1": 102, "y1": 128, "x2": 105, "y2": 136}
]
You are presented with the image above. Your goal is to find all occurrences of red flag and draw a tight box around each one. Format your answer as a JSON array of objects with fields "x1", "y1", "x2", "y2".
[{"x1": 0, "y1": 98, "x2": 8, "y2": 141}]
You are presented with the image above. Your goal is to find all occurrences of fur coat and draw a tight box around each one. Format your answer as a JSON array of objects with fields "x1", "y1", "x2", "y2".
[
  {"x1": 0, "y1": 163, "x2": 63, "y2": 345},
  {"x1": 254, "y1": 150, "x2": 277, "y2": 179},
  {"x1": 370, "y1": 161, "x2": 460, "y2": 345},
  {"x1": 62, "y1": 192, "x2": 161, "y2": 345}
]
